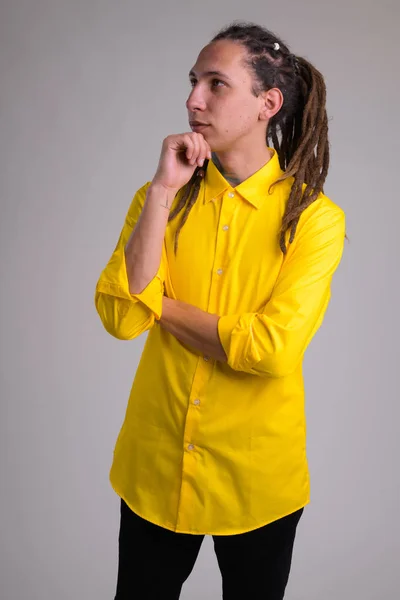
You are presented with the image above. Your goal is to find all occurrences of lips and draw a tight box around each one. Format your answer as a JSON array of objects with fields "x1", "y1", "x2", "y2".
[{"x1": 190, "y1": 122, "x2": 211, "y2": 132}]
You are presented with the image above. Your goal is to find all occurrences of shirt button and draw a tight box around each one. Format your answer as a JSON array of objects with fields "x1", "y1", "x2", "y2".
[
  {"x1": 222, "y1": 225, "x2": 229, "y2": 231},
  {"x1": 228, "y1": 192, "x2": 235, "y2": 198},
  {"x1": 203, "y1": 355, "x2": 210, "y2": 361},
  {"x1": 194, "y1": 399, "x2": 200, "y2": 406},
  {"x1": 188, "y1": 444, "x2": 195, "y2": 451},
  {"x1": 217, "y1": 268, "x2": 223, "y2": 275}
]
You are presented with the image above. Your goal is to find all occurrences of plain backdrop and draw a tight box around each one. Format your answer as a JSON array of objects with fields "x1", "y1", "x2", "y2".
[{"x1": 1, "y1": 1, "x2": 399, "y2": 599}]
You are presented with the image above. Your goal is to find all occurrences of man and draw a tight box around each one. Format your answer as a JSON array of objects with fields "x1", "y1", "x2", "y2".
[{"x1": 95, "y1": 21, "x2": 345, "y2": 600}]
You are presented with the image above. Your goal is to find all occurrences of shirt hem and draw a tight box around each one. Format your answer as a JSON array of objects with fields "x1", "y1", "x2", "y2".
[{"x1": 111, "y1": 480, "x2": 310, "y2": 536}]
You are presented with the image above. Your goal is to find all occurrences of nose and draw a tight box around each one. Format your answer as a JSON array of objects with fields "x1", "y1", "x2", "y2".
[{"x1": 186, "y1": 84, "x2": 207, "y2": 113}]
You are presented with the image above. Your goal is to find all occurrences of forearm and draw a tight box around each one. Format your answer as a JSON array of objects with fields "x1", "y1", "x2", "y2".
[
  {"x1": 124, "y1": 183, "x2": 175, "y2": 294},
  {"x1": 159, "y1": 297, "x2": 227, "y2": 362}
]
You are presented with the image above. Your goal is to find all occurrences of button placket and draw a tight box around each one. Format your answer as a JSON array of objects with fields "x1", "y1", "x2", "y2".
[
  {"x1": 206, "y1": 192, "x2": 235, "y2": 315},
  {"x1": 183, "y1": 354, "x2": 211, "y2": 459}
]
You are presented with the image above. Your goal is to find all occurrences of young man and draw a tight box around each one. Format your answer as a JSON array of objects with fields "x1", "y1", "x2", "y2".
[{"x1": 95, "y1": 21, "x2": 345, "y2": 600}]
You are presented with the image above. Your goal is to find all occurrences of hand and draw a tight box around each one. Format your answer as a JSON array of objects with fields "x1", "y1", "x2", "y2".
[{"x1": 151, "y1": 133, "x2": 212, "y2": 196}]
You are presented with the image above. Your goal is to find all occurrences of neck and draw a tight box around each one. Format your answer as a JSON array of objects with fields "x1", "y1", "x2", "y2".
[{"x1": 211, "y1": 144, "x2": 273, "y2": 187}]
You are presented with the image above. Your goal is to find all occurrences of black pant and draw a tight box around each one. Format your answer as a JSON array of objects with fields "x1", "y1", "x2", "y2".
[{"x1": 114, "y1": 499, "x2": 304, "y2": 599}]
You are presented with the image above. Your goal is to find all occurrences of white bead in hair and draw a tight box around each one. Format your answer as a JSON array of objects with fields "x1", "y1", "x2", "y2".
[{"x1": 273, "y1": 42, "x2": 280, "y2": 51}]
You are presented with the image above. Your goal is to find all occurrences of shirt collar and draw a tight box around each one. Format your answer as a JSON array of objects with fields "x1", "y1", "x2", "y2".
[{"x1": 203, "y1": 147, "x2": 284, "y2": 209}]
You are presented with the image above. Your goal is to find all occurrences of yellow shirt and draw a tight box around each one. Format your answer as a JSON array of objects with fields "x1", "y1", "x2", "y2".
[{"x1": 95, "y1": 148, "x2": 345, "y2": 535}]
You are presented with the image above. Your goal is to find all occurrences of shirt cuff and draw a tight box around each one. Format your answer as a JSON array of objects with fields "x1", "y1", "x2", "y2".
[
  {"x1": 218, "y1": 313, "x2": 260, "y2": 371},
  {"x1": 96, "y1": 248, "x2": 164, "y2": 321}
]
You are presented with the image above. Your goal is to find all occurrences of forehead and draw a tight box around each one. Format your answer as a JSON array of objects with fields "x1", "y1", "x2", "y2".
[{"x1": 190, "y1": 40, "x2": 249, "y2": 78}]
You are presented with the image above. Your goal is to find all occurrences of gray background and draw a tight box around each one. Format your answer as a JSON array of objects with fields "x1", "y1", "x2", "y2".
[{"x1": 1, "y1": 1, "x2": 399, "y2": 598}]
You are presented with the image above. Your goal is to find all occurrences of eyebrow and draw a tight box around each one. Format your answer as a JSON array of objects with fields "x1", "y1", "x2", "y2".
[{"x1": 188, "y1": 69, "x2": 232, "y2": 81}]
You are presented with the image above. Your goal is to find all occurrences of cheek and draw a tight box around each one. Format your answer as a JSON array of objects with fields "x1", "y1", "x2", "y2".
[
  {"x1": 222, "y1": 109, "x2": 254, "y2": 135},
  {"x1": 211, "y1": 95, "x2": 257, "y2": 136}
]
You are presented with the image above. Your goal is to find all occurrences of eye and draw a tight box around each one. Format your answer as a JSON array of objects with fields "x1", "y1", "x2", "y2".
[
  {"x1": 189, "y1": 78, "x2": 226, "y2": 89},
  {"x1": 211, "y1": 79, "x2": 225, "y2": 88}
]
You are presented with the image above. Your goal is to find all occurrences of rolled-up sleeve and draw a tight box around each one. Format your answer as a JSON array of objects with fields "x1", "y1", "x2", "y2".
[
  {"x1": 95, "y1": 182, "x2": 167, "y2": 340},
  {"x1": 217, "y1": 204, "x2": 346, "y2": 377}
]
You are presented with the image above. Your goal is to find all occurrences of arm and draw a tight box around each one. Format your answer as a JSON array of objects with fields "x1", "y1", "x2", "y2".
[
  {"x1": 159, "y1": 297, "x2": 227, "y2": 362},
  {"x1": 94, "y1": 183, "x2": 174, "y2": 340},
  {"x1": 95, "y1": 132, "x2": 212, "y2": 341},
  {"x1": 125, "y1": 183, "x2": 175, "y2": 294},
  {"x1": 217, "y1": 204, "x2": 346, "y2": 377}
]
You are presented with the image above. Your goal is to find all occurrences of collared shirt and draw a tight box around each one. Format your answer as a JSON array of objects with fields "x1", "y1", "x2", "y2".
[{"x1": 95, "y1": 148, "x2": 345, "y2": 535}]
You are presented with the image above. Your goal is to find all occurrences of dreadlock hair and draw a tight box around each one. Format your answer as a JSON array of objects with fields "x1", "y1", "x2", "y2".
[{"x1": 168, "y1": 21, "x2": 330, "y2": 255}]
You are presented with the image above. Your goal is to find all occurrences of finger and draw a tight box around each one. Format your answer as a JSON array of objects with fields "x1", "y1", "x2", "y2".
[
  {"x1": 195, "y1": 139, "x2": 206, "y2": 167},
  {"x1": 182, "y1": 134, "x2": 195, "y2": 162},
  {"x1": 190, "y1": 133, "x2": 201, "y2": 165},
  {"x1": 199, "y1": 136, "x2": 211, "y2": 164},
  {"x1": 198, "y1": 134, "x2": 212, "y2": 161}
]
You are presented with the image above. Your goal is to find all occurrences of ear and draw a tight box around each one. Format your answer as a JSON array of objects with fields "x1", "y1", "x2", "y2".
[{"x1": 259, "y1": 87, "x2": 284, "y2": 121}]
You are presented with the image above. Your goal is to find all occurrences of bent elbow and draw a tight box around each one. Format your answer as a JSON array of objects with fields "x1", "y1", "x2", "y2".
[
  {"x1": 94, "y1": 291, "x2": 153, "y2": 341},
  {"x1": 100, "y1": 319, "x2": 136, "y2": 341}
]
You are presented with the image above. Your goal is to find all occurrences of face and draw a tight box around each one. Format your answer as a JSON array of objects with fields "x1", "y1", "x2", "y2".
[{"x1": 186, "y1": 40, "x2": 275, "y2": 152}]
